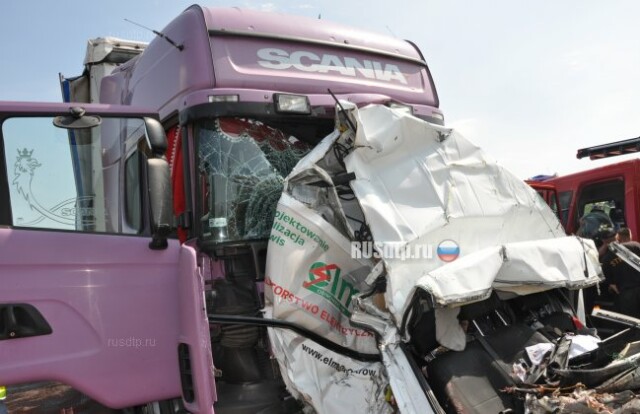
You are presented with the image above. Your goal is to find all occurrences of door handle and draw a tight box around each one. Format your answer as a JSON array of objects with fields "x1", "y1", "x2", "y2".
[{"x1": 0, "y1": 303, "x2": 52, "y2": 340}]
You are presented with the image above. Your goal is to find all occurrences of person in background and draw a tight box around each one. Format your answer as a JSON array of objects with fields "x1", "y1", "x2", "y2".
[
  {"x1": 598, "y1": 230, "x2": 617, "y2": 259},
  {"x1": 576, "y1": 210, "x2": 617, "y2": 258},
  {"x1": 600, "y1": 227, "x2": 629, "y2": 293},
  {"x1": 616, "y1": 227, "x2": 632, "y2": 243},
  {"x1": 603, "y1": 228, "x2": 640, "y2": 318},
  {"x1": 577, "y1": 211, "x2": 617, "y2": 313},
  {"x1": 609, "y1": 201, "x2": 626, "y2": 231}
]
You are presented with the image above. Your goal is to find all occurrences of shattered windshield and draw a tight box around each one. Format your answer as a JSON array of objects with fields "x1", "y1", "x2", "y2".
[{"x1": 196, "y1": 118, "x2": 310, "y2": 243}]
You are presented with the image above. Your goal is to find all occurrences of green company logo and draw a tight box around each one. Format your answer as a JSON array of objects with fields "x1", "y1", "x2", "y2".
[{"x1": 303, "y1": 262, "x2": 358, "y2": 316}]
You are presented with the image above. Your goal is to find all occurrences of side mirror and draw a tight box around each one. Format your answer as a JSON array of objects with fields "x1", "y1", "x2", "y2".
[
  {"x1": 144, "y1": 117, "x2": 168, "y2": 156},
  {"x1": 147, "y1": 158, "x2": 172, "y2": 249},
  {"x1": 144, "y1": 118, "x2": 172, "y2": 250}
]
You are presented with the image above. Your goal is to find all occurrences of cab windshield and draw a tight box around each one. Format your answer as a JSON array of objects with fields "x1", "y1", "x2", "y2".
[{"x1": 196, "y1": 118, "x2": 311, "y2": 243}]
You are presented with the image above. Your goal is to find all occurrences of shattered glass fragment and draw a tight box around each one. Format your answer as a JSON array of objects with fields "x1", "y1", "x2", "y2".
[{"x1": 196, "y1": 118, "x2": 310, "y2": 242}]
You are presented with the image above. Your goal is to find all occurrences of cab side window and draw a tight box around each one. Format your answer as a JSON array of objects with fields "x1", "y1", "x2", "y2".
[
  {"x1": 3, "y1": 117, "x2": 90, "y2": 231},
  {"x1": 1, "y1": 116, "x2": 148, "y2": 235},
  {"x1": 575, "y1": 179, "x2": 625, "y2": 231}
]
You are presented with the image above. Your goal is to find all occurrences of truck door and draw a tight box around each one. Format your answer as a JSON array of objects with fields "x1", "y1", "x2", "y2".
[
  {"x1": 0, "y1": 104, "x2": 215, "y2": 412},
  {"x1": 528, "y1": 182, "x2": 563, "y2": 223}
]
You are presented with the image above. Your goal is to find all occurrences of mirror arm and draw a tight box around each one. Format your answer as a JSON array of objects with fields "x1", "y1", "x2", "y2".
[{"x1": 149, "y1": 223, "x2": 171, "y2": 250}]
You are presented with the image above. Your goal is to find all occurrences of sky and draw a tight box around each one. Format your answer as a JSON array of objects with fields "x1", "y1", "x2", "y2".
[{"x1": 2, "y1": 0, "x2": 640, "y2": 179}]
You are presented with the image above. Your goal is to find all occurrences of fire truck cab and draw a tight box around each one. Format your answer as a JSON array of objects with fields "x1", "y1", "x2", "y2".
[{"x1": 544, "y1": 137, "x2": 640, "y2": 238}]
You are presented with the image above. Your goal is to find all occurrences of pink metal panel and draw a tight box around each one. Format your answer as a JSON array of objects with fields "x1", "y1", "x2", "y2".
[
  {"x1": 102, "y1": 6, "x2": 439, "y2": 120},
  {"x1": 209, "y1": 37, "x2": 434, "y2": 105},
  {"x1": 201, "y1": 7, "x2": 422, "y2": 60},
  {"x1": 0, "y1": 228, "x2": 190, "y2": 408},
  {"x1": 177, "y1": 246, "x2": 216, "y2": 413}
]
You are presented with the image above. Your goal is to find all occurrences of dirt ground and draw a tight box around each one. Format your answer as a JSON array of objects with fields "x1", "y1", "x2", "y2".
[{"x1": 4, "y1": 382, "x2": 118, "y2": 414}]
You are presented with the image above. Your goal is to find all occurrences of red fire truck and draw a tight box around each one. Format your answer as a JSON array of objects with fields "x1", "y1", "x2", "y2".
[{"x1": 538, "y1": 137, "x2": 640, "y2": 239}]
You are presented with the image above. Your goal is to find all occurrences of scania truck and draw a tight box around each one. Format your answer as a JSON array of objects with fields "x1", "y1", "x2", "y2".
[{"x1": 3, "y1": 5, "x2": 443, "y2": 413}]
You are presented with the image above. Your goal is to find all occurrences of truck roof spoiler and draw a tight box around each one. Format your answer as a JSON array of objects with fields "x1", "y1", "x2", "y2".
[{"x1": 577, "y1": 136, "x2": 640, "y2": 160}]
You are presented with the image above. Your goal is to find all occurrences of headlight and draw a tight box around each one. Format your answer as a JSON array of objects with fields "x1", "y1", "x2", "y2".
[{"x1": 274, "y1": 94, "x2": 311, "y2": 114}]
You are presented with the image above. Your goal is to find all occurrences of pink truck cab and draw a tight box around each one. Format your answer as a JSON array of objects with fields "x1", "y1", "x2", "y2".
[{"x1": 3, "y1": 5, "x2": 443, "y2": 413}]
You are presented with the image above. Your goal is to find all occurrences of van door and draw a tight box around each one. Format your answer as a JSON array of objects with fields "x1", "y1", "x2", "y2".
[{"x1": 0, "y1": 104, "x2": 214, "y2": 412}]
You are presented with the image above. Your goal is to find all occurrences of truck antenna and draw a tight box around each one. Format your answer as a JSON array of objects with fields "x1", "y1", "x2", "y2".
[
  {"x1": 385, "y1": 25, "x2": 397, "y2": 38},
  {"x1": 124, "y1": 18, "x2": 184, "y2": 51},
  {"x1": 327, "y1": 89, "x2": 357, "y2": 133}
]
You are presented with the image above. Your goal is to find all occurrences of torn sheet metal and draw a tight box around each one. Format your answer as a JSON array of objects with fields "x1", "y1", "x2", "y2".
[
  {"x1": 264, "y1": 146, "x2": 388, "y2": 412},
  {"x1": 264, "y1": 308, "x2": 390, "y2": 414},
  {"x1": 265, "y1": 192, "x2": 378, "y2": 354},
  {"x1": 340, "y1": 103, "x2": 601, "y2": 319},
  {"x1": 523, "y1": 387, "x2": 640, "y2": 413},
  {"x1": 267, "y1": 330, "x2": 389, "y2": 413},
  {"x1": 347, "y1": 295, "x2": 438, "y2": 414},
  {"x1": 407, "y1": 236, "x2": 601, "y2": 309},
  {"x1": 265, "y1": 102, "x2": 603, "y2": 413},
  {"x1": 509, "y1": 333, "x2": 640, "y2": 413}
]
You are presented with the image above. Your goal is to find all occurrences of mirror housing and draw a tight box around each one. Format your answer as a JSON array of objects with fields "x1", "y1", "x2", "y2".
[
  {"x1": 147, "y1": 157, "x2": 172, "y2": 250},
  {"x1": 144, "y1": 118, "x2": 172, "y2": 250},
  {"x1": 144, "y1": 117, "x2": 168, "y2": 156}
]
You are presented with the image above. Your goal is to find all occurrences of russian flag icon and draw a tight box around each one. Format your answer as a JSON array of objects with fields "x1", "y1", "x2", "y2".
[{"x1": 437, "y1": 240, "x2": 460, "y2": 262}]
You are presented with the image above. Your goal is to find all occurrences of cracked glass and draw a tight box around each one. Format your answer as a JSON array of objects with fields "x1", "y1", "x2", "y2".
[{"x1": 196, "y1": 118, "x2": 311, "y2": 243}]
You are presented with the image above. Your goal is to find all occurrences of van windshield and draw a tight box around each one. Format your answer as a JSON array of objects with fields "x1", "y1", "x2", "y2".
[{"x1": 196, "y1": 118, "x2": 310, "y2": 243}]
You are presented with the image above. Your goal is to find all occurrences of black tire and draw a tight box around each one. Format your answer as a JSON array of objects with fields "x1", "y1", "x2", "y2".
[{"x1": 122, "y1": 398, "x2": 184, "y2": 414}]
